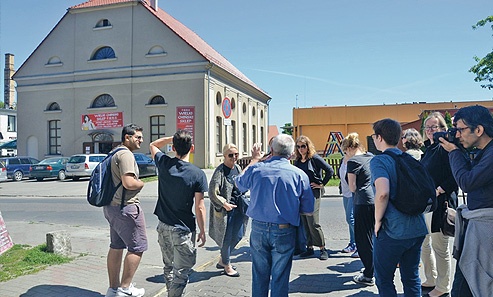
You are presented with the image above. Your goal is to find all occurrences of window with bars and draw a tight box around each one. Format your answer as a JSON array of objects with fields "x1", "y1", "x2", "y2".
[
  {"x1": 242, "y1": 123, "x2": 247, "y2": 152},
  {"x1": 91, "y1": 46, "x2": 116, "y2": 60},
  {"x1": 252, "y1": 125, "x2": 257, "y2": 144},
  {"x1": 231, "y1": 120, "x2": 236, "y2": 146},
  {"x1": 216, "y1": 117, "x2": 222, "y2": 153},
  {"x1": 48, "y1": 120, "x2": 61, "y2": 155},
  {"x1": 260, "y1": 126, "x2": 264, "y2": 151},
  {"x1": 150, "y1": 115, "x2": 165, "y2": 142}
]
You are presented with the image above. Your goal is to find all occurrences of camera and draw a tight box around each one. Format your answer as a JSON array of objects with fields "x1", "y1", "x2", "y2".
[{"x1": 433, "y1": 127, "x2": 458, "y2": 144}]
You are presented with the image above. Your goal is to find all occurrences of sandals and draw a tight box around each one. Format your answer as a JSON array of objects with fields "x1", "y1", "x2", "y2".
[
  {"x1": 224, "y1": 268, "x2": 240, "y2": 277},
  {"x1": 216, "y1": 263, "x2": 237, "y2": 270}
]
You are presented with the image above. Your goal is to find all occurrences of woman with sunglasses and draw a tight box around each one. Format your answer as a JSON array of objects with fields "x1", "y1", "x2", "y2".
[
  {"x1": 294, "y1": 135, "x2": 334, "y2": 260},
  {"x1": 208, "y1": 144, "x2": 249, "y2": 277},
  {"x1": 420, "y1": 112, "x2": 458, "y2": 297}
]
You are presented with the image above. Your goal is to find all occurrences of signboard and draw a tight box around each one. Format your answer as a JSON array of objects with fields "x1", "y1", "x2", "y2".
[
  {"x1": 223, "y1": 118, "x2": 232, "y2": 126},
  {"x1": 222, "y1": 97, "x2": 232, "y2": 119},
  {"x1": 81, "y1": 112, "x2": 123, "y2": 130},
  {"x1": 176, "y1": 106, "x2": 195, "y2": 152},
  {"x1": 0, "y1": 211, "x2": 13, "y2": 255}
]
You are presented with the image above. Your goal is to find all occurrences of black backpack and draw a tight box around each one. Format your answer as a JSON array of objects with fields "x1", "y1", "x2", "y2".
[
  {"x1": 383, "y1": 150, "x2": 437, "y2": 216},
  {"x1": 87, "y1": 148, "x2": 126, "y2": 209}
]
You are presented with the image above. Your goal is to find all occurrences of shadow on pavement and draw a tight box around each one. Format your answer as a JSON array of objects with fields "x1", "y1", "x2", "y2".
[
  {"x1": 146, "y1": 273, "x2": 166, "y2": 283},
  {"x1": 20, "y1": 285, "x2": 103, "y2": 297},
  {"x1": 328, "y1": 259, "x2": 364, "y2": 273},
  {"x1": 189, "y1": 270, "x2": 222, "y2": 283},
  {"x1": 289, "y1": 273, "x2": 364, "y2": 294}
]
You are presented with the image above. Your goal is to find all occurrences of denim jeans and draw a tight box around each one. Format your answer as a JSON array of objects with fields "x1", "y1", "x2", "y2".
[
  {"x1": 343, "y1": 195, "x2": 355, "y2": 244},
  {"x1": 250, "y1": 220, "x2": 296, "y2": 297},
  {"x1": 373, "y1": 229, "x2": 425, "y2": 297},
  {"x1": 156, "y1": 221, "x2": 197, "y2": 297},
  {"x1": 221, "y1": 206, "x2": 244, "y2": 265}
]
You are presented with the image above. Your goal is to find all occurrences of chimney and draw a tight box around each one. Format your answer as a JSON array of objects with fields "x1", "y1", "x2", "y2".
[
  {"x1": 150, "y1": 0, "x2": 158, "y2": 11},
  {"x1": 4, "y1": 53, "x2": 16, "y2": 109}
]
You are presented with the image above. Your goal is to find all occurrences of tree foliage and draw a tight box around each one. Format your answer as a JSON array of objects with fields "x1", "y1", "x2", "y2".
[
  {"x1": 470, "y1": 16, "x2": 493, "y2": 90},
  {"x1": 281, "y1": 123, "x2": 293, "y2": 135}
]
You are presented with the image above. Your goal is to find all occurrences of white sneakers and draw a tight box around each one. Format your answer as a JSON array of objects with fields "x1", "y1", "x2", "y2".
[{"x1": 106, "y1": 283, "x2": 145, "y2": 297}]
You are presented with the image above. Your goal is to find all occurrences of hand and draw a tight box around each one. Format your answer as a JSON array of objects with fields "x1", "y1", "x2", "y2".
[
  {"x1": 197, "y1": 231, "x2": 206, "y2": 247},
  {"x1": 374, "y1": 221, "x2": 382, "y2": 237},
  {"x1": 439, "y1": 137, "x2": 458, "y2": 152},
  {"x1": 223, "y1": 202, "x2": 237, "y2": 211},
  {"x1": 251, "y1": 143, "x2": 264, "y2": 161},
  {"x1": 310, "y1": 182, "x2": 323, "y2": 189}
]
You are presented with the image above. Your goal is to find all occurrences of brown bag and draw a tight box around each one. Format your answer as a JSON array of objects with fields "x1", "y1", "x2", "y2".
[{"x1": 441, "y1": 201, "x2": 456, "y2": 237}]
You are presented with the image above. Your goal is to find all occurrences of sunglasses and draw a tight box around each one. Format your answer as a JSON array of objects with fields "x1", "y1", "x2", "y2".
[
  {"x1": 296, "y1": 144, "x2": 307, "y2": 149},
  {"x1": 228, "y1": 153, "x2": 239, "y2": 158},
  {"x1": 135, "y1": 136, "x2": 143, "y2": 140}
]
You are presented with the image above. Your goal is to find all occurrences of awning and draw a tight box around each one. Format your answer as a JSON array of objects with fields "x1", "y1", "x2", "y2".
[{"x1": 0, "y1": 139, "x2": 17, "y2": 149}]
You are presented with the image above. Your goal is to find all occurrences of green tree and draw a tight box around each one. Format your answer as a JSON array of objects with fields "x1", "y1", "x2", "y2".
[
  {"x1": 470, "y1": 16, "x2": 493, "y2": 90},
  {"x1": 0, "y1": 102, "x2": 4, "y2": 109},
  {"x1": 444, "y1": 111, "x2": 453, "y2": 128},
  {"x1": 281, "y1": 123, "x2": 293, "y2": 135}
]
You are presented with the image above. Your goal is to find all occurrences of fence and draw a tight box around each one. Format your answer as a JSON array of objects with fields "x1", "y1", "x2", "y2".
[{"x1": 237, "y1": 155, "x2": 342, "y2": 179}]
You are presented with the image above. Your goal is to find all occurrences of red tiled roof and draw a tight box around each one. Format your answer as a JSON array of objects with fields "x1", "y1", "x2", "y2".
[{"x1": 70, "y1": 0, "x2": 268, "y2": 97}]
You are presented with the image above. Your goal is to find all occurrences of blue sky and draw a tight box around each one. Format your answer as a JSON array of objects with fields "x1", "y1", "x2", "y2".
[{"x1": 1, "y1": 0, "x2": 493, "y2": 131}]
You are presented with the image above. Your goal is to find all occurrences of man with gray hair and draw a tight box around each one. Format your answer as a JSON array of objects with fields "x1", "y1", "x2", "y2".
[{"x1": 235, "y1": 135, "x2": 315, "y2": 297}]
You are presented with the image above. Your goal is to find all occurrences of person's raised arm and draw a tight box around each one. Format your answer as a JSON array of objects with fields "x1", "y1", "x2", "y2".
[
  {"x1": 195, "y1": 192, "x2": 206, "y2": 247},
  {"x1": 240, "y1": 143, "x2": 264, "y2": 174},
  {"x1": 150, "y1": 136, "x2": 173, "y2": 159}
]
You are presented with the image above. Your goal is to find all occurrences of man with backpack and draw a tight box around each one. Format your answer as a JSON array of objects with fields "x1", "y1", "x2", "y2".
[
  {"x1": 150, "y1": 129, "x2": 208, "y2": 297},
  {"x1": 370, "y1": 118, "x2": 428, "y2": 297},
  {"x1": 104, "y1": 124, "x2": 147, "y2": 297}
]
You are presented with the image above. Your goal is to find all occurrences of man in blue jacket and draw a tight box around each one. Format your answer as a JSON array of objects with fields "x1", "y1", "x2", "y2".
[{"x1": 439, "y1": 105, "x2": 493, "y2": 297}]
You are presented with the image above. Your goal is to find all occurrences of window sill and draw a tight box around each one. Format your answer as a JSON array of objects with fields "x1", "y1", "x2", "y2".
[
  {"x1": 145, "y1": 103, "x2": 168, "y2": 108},
  {"x1": 145, "y1": 53, "x2": 168, "y2": 58},
  {"x1": 88, "y1": 58, "x2": 117, "y2": 63},
  {"x1": 44, "y1": 110, "x2": 62, "y2": 113},
  {"x1": 45, "y1": 63, "x2": 63, "y2": 68},
  {"x1": 87, "y1": 106, "x2": 118, "y2": 111},
  {"x1": 93, "y1": 26, "x2": 113, "y2": 31}
]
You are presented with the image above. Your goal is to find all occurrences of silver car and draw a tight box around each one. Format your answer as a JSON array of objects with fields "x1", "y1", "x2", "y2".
[
  {"x1": 0, "y1": 162, "x2": 7, "y2": 182},
  {"x1": 65, "y1": 154, "x2": 106, "y2": 181}
]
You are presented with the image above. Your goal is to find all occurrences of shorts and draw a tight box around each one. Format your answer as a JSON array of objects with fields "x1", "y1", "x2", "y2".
[{"x1": 103, "y1": 204, "x2": 148, "y2": 253}]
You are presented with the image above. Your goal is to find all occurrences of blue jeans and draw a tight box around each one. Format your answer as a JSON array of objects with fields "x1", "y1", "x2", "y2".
[
  {"x1": 250, "y1": 220, "x2": 296, "y2": 297},
  {"x1": 343, "y1": 195, "x2": 355, "y2": 244},
  {"x1": 373, "y1": 230, "x2": 425, "y2": 297},
  {"x1": 221, "y1": 206, "x2": 244, "y2": 265}
]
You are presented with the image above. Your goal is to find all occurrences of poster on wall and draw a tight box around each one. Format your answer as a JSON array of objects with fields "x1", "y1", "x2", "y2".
[
  {"x1": 176, "y1": 106, "x2": 195, "y2": 152},
  {"x1": 0, "y1": 211, "x2": 13, "y2": 256},
  {"x1": 81, "y1": 112, "x2": 123, "y2": 130}
]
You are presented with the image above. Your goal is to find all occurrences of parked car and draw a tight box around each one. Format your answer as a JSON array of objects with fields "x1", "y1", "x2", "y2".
[
  {"x1": 0, "y1": 157, "x2": 40, "y2": 181},
  {"x1": 30, "y1": 157, "x2": 70, "y2": 181},
  {"x1": 133, "y1": 153, "x2": 158, "y2": 177},
  {"x1": 0, "y1": 162, "x2": 7, "y2": 182},
  {"x1": 65, "y1": 154, "x2": 106, "y2": 181}
]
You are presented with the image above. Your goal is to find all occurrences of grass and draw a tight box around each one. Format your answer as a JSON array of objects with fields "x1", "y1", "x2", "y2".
[
  {"x1": 326, "y1": 177, "x2": 340, "y2": 187},
  {"x1": 0, "y1": 244, "x2": 73, "y2": 282},
  {"x1": 141, "y1": 176, "x2": 158, "y2": 183}
]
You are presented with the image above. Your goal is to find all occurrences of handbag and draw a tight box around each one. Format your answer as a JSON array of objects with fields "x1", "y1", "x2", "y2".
[{"x1": 441, "y1": 201, "x2": 456, "y2": 237}]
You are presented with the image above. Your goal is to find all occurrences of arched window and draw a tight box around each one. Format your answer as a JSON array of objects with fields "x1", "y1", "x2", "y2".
[
  {"x1": 149, "y1": 95, "x2": 165, "y2": 105},
  {"x1": 216, "y1": 92, "x2": 222, "y2": 105},
  {"x1": 47, "y1": 56, "x2": 62, "y2": 65},
  {"x1": 91, "y1": 94, "x2": 115, "y2": 108},
  {"x1": 95, "y1": 19, "x2": 111, "y2": 28},
  {"x1": 93, "y1": 133, "x2": 113, "y2": 142},
  {"x1": 91, "y1": 46, "x2": 116, "y2": 60},
  {"x1": 147, "y1": 45, "x2": 166, "y2": 55},
  {"x1": 47, "y1": 102, "x2": 61, "y2": 111}
]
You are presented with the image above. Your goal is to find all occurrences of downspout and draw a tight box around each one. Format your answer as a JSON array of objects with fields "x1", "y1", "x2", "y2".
[{"x1": 206, "y1": 63, "x2": 214, "y2": 167}]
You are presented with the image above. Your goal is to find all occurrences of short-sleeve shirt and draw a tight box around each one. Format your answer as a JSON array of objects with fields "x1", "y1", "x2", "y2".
[
  {"x1": 347, "y1": 153, "x2": 374, "y2": 205},
  {"x1": 110, "y1": 145, "x2": 141, "y2": 205},
  {"x1": 235, "y1": 156, "x2": 315, "y2": 227},
  {"x1": 153, "y1": 151, "x2": 208, "y2": 232},
  {"x1": 370, "y1": 148, "x2": 428, "y2": 240}
]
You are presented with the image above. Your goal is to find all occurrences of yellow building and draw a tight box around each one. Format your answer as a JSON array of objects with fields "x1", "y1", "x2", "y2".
[{"x1": 293, "y1": 100, "x2": 493, "y2": 153}]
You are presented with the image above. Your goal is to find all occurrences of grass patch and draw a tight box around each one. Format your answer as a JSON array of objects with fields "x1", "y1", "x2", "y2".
[
  {"x1": 141, "y1": 176, "x2": 158, "y2": 183},
  {"x1": 0, "y1": 244, "x2": 73, "y2": 282},
  {"x1": 326, "y1": 177, "x2": 340, "y2": 187}
]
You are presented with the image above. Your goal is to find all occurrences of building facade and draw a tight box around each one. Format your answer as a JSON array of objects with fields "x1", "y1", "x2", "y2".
[
  {"x1": 13, "y1": 0, "x2": 270, "y2": 167},
  {"x1": 293, "y1": 100, "x2": 493, "y2": 153}
]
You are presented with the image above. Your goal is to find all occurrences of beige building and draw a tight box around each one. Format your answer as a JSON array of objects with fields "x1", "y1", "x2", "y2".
[{"x1": 13, "y1": 0, "x2": 270, "y2": 168}]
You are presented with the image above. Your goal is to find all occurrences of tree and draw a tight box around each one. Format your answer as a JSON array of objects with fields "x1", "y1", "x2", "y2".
[
  {"x1": 444, "y1": 111, "x2": 453, "y2": 128},
  {"x1": 0, "y1": 102, "x2": 4, "y2": 109},
  {"x1": 469, "y1": 16, "x2": 493, "y2": 90},
  {"x1": 281, "y1": 123, "x2": 293, "y2": 135}
]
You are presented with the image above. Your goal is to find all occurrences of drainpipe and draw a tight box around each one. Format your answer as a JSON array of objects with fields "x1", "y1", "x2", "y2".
[{"x1": 206, "y1": 63, "x2": 214, "y2": 167}]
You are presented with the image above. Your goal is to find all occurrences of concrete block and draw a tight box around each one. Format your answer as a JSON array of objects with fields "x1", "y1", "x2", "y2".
[{"x1": 46, "y1": 231, "x2": 72, "y2": 256}]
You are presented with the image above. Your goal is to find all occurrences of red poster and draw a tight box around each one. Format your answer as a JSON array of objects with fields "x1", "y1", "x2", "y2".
[
  {"x1": 0, "y1": 211, "x2": 13, "y2": 255},
  {"x1": 176, "y1": 107, "x2": 195, "y2": 152},
  {"x1": 81, "y1": 112, "x2": 123, "y2": 130}
]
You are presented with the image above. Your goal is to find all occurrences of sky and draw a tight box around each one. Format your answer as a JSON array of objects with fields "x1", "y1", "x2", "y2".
[{"x1": 1, "y1": 0, "x2": 493, "y2": 131}]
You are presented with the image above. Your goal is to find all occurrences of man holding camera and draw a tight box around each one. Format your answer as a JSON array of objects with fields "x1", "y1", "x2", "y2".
[{"x1": 439, "y1": 105, "x2": 493, "y2": 297}]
